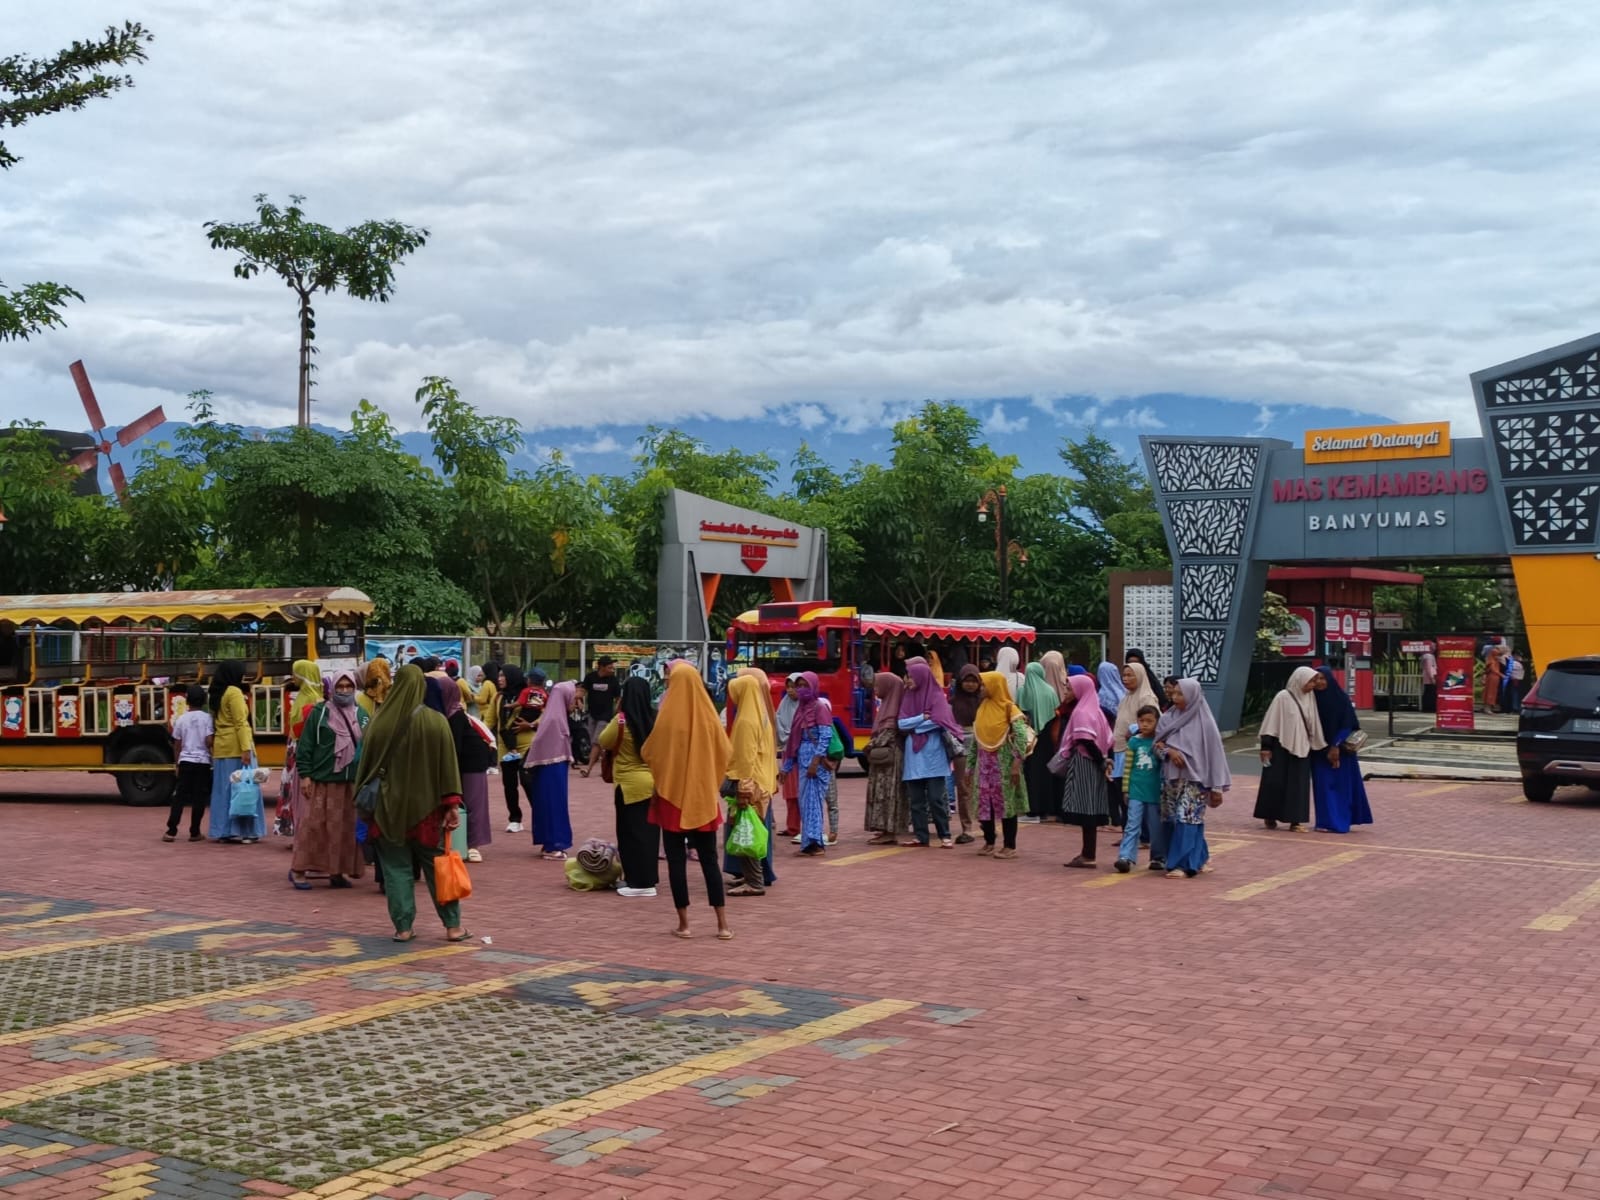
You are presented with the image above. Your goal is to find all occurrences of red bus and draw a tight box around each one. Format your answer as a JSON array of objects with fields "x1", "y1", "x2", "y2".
[{"x1": 725, "y1": 601, "x2": 1036, "y2": 762}]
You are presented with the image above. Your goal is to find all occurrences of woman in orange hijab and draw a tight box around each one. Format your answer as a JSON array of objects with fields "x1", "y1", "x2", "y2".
[{"x1": 641, "y1": 660, "x2": 734, "y2": 940}]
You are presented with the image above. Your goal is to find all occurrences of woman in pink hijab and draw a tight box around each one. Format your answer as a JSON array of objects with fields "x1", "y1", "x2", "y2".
[{"x1": 1055, "y1": 674, "x2": 1114, "y2": 870}]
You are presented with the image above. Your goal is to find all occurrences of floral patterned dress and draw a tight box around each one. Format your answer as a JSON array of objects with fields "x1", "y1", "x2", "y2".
[{"x1": 965, "y1": 717, "x2": 1032, "y2": 820}]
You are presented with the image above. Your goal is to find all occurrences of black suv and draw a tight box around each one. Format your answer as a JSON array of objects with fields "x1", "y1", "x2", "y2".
[{"x1": 1518, "y1": 656, "x2": 1600, "y2": 801}]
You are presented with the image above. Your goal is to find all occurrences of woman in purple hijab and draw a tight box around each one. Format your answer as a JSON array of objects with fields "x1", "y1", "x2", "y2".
[
  {"x1": 897, "y1": 657, "x2": 963, "y2": 848},
  {"x1": 1153, "y1": 678, "x2": 1231, "y2": 877}
]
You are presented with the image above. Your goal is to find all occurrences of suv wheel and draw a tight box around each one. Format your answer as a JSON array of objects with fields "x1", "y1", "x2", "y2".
[{"x1": 1522, "y1": 775, "x2": 1557, "y2": 803}]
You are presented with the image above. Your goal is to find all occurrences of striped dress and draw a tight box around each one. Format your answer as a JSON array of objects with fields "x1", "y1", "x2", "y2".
[{"x1": 1057, "y1": 742, "x2": 1109, "y2": 827}]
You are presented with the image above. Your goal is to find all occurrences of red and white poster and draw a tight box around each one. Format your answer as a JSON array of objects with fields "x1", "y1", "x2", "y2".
[
  {"x1": 1278, "y1": 606, "x2": 1316, "y2": 657},
  {"x1": 1435, "y1": 635, "x2": 1477, "y2": 732}
]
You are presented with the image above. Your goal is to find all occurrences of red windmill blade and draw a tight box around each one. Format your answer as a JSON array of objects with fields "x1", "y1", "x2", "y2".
[{"x1": 64, "y1": 359, "x2": 165, "y2": 500}]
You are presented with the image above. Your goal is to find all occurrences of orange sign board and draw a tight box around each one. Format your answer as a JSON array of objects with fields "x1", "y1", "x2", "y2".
[{"x1": 1304, "y1": 421, "x2": 1451, "y2": 464}]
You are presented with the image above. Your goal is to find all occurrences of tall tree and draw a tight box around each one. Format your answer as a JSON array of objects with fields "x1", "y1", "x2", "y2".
[
  {"x1": 1058, "y1": 430, "x2": 1170, "y2": 569},
  {"x1": 204, "y1": 194, "x2": 429, "y2": 426},
  {"x1": 0, "y1": 21, "x2": 152, "y2": 340},
  {"x1": 0, "y1": 423, "x2": 131, "y2": 591}
]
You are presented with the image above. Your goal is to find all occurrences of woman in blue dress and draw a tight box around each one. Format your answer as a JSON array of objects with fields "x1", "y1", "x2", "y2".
[
  {"x1": 1311, "y1": 666, "x2": 1373, "y2": 834},
  {"x1": 780, "y1": 671, "x2": 833, "y2": 856}
]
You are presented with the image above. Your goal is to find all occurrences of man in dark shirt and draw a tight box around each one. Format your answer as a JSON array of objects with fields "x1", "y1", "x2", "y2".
[{"x1": 578, "y1": 657, "x2": 618, "y2": 777}]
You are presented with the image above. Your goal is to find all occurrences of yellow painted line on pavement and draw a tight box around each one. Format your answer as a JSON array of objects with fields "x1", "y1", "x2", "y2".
[
  {"x1": 1220, "y1": 850, "x2": 1367, "y2": 902},
  {"x1": 0, "y1": 907, "x2": 150, "y2": 931},
  {"x1": 0, "y1": 960, "x2": 592, "y2": 1109},
  {"x1": 1526, "y1": 878, "x2": 1600, "y2": 932},
  {"x1": 821, "y1": 847, "x2": 911, "y2": 867},
  {"x1": 1081, "y1": 841, "x2": 1245, "y2": 887},
  {"x1": 0, "y1": 919, "x2": 241, "y2": 963},
  {"x1": 1412, "y1": 783, "x2": 1466, "y2": 797},
  {"x1": 0, "y1": 1058, "x2": 175, "y2": 1109},
  {"x1": 285, "y1": 995, "x2": 919, "y2": 1200},
  {"x1": 0, "y1": 944, "x2": 470, "y2": 1048},
  {"x1": 1220, "y1": 832, "x2": 1596, "y2": 871}
]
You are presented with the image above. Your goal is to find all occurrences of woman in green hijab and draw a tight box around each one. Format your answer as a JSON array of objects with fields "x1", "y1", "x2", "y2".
[
  {"x1": 1018, "y1": 660, "x2": 1064, "y2": 823},
  {"x1": 353, "y1": 664, "x2": 469, "y2": 942}
]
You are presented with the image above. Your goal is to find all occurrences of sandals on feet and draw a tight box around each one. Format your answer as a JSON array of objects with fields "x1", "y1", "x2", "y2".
[
  {"x1": 672, "y1": 928, "x2": 692, "y2": 939},
  {"x1": 1063, "y1": 857, "x2": 1097, "y2": 869},
  {"x1": 717, "y1": 929, "x2": 734, "y2": 940},
  {"x1": 446, "y1": 929, "x2": 473, "y2": 942},
  {"x1": 392, "y1": 930, "x2": 416, "y2": 942},
  {"x1": 288, "y1": 870, "x2": 313, "y2": 891},
  {"x1": 939, "y1": 838, "x2": 954, "y2": 849}
]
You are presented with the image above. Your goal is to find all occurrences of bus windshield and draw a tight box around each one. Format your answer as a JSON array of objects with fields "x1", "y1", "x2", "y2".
[{"x1": 733, "y1": 631, "x2": 844, "y2": 676}]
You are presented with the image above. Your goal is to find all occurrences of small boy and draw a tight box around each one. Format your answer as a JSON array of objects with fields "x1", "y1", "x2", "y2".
[
  {"x1": 1114, "y1": 705, "x2": 1167, "y2": 873},
  {"x1": 166, "y1": 684, "x2": 214, "y2": 842}
]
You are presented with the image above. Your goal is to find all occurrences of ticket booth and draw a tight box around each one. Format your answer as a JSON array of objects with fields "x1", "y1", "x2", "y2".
[{"x1": 1266, "y1": 567, "x2": 1424, "y2": 710}]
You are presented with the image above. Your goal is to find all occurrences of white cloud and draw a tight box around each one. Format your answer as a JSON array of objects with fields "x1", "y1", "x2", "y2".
[
  {"x1": 5, "y1": 2, "x2": 1599, "y2": 438},
  {"x1": 1100, "y1": 405, "x2": 1166, "y2": 430},
  {"x1": 983, "y1": 403, "x2": 1029, "y2": 435},
  {"x1": 566, "y1": 432, "x2": 622, "y2": 455}
]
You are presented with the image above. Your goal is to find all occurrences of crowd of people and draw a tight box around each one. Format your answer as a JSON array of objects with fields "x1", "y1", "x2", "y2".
[{"x1": 158, "y1": 644, "x2": 1373, "y2": 941}]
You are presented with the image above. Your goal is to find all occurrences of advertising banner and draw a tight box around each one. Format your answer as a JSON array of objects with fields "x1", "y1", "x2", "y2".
[
  {"x1": 1278, "y1": 606, "x2": 1316, "y2": 657},
  {"x1": 1435, "y1": 635, "x2": 1477, "y2": 732},
  {"x1": 592, "y1": 642, "x2": 704, "y2": 704},
  {"x1": 366, "y1": 637, "x2": 465, "y2": 669}
]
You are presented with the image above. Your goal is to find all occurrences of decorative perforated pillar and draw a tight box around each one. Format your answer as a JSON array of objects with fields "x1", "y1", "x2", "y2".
[
  {"x1": 1472, "y1": 333, "x2": 1600, "y2": 668},
  {"x1": 1141, "y1": 438, "x2": 1287, "y2": 730}
]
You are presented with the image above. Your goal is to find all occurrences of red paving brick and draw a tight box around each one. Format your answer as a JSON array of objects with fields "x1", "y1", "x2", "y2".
[{"x1": 4, "y1": 770, "x2": 1600, "y2": 1197}]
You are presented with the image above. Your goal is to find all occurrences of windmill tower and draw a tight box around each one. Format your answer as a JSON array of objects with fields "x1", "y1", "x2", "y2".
[{"x1": 63, "y1": 361, "x2": 165, "y2": 501}]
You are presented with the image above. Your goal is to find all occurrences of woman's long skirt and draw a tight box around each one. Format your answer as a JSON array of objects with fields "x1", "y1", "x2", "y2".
[
  {"x1": 289, "y1": 779, "x2": 364, "y2": 876},
  {"x1": 1161, "y1": 779, "x2": 1211, "y2": 874},
  {"x1": 462, "y1": 772, "x2": 492, "y2": 849},
  {"x1": 1023, "y1": 737, "x2": 1062, "y2": 820},
  {"x1": 1312, "y1": 751, "x2": 1373, "y2": 834},
  {"x1": 207, "y1": 756, "x2": 263, "y2": 840},
  {"x1": 1058, "y1": 752, "x2": 1108, "y2": 828},
  {"x1": 528, "y1": 762, "x2": 573, "y2": 853},
  {"x1": 864, "y1": 752, "x2": 907, "y2": 835},
  {"x1": 1254, "y1": 747, "x2": 1311, "y2": 825}
]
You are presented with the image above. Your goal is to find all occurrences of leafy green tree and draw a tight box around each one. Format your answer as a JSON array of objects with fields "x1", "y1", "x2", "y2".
[
  {"x1": 1, "y1": 21, "x2": 152, "y2": 340},
  {"x1": 1058, "y1": 430, "x2": 1170, "y2": 569},
  {"x1": 0, "y1": 423, "x2": 131, "y2": 590},
  {"x1": 204, "y1": 195, "x2": 429, "y2": 426},
  {"x1": 832, "y1": 403, "x2": 1008, "y2": 618},
  {"x1": 1254, "y1": 591, "x2": 1301, "y2": 659}
]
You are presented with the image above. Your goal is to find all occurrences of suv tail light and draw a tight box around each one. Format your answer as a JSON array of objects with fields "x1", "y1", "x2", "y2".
[{"x1": 1522, "y1": 681, "x2": 1556, "y2": 710}]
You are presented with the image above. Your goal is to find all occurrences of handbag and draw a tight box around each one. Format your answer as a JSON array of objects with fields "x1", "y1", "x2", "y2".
[
  {"x1": 727, "y1": 803, "x2": 770, "y2": 858},
  {"x1": 1343, "y1": 729, "x2": 1369, "y2": 754},
  {"x1": 433, "y1": 824, "x2": 473, "y2": 903},
  {"x1": 600, "y1": 749, "x2": 615, "y2": 784},
  {"x1": 228, "y1": 759, "x2": 262, "y2": 818},
  {"x1": 354, "y1": 704, "x2": 422, "y2": 815}
]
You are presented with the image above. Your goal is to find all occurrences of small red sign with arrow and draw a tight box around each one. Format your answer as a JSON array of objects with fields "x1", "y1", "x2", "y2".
[{"x1": 740, "y1": 543, "x2": 768, "y2": 573}]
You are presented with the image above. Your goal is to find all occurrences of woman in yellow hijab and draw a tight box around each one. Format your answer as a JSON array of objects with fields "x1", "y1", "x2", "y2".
[
  {"x1": 358, "y1": 657, "x2": 391, "y2": 718},
  {"x1": 278, "y1": 659, "x2": 325, "y2": 837},
  {"x1": 725, "y1": 669, "x2": 779, "y2": 896},
  {"x1": 965, "y1": 671, "x2": 1034, "y2": 859},
  {"x1": 641, "y1": 660, "x2": 734, "y2": 940}
]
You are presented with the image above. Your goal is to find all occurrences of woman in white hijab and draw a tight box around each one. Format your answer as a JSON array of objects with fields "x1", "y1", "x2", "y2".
[
  {"x1": 1253, "y1": 666, "x2": 1326, "y2": 832},
  {"x1": 995, "y1": 646, "x2": 1026, "y2": 702}
]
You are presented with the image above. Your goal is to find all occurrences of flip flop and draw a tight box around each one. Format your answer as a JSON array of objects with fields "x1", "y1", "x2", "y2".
[
  {"x1": 672, "y1": 928, "x2": 692, "y2": 939},
  {"x1": 287, "y1": 870, "x2": 313, "y2": 891},
  {"x1": 392, "y1": 930, "x2": 416, "y2": 942},
  {"x1": 1062, "y1": 857, "x2": 1097, "y2": 869},
  {"x1": 446, "y1": 929, "x2": 473, "y2": 942},
  {"x1": 717, "y1": 929, "x2": 734, "y2": 940}
]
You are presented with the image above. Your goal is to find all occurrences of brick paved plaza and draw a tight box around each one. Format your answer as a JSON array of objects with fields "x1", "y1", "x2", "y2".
[{"x1": 2, "y1": 769, "x2": 1599, "y2": 1200}]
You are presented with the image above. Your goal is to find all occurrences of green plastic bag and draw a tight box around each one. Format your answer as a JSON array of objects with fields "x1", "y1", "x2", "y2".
[
  {"x1": 726, "y1": 803, "x2": 769, "y2": 859},
  {"x1": 827, "y1": 724, "x2": 845, "y2": 759}
]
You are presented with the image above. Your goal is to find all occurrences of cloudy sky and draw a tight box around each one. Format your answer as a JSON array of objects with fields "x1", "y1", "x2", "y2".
[{"x1": 5, "y1": 2, "x2": 1599, "y2": 474}]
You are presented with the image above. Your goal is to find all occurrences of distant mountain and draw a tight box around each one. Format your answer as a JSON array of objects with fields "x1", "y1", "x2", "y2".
[{"x1": 83, "y1": 392, "x2": 1388, "y2": 492}]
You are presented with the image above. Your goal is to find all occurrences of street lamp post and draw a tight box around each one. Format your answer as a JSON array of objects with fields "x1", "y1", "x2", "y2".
[{"x1": 976, "y1": 485, "x2": 1021, "y2": 614}]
